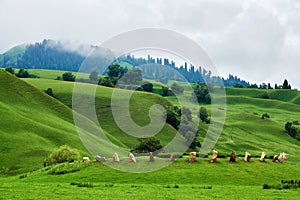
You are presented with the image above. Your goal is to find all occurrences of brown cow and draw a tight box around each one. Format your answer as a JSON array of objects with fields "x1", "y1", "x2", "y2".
[
  {"x1": 169, "y1": 153, "x2": 175, "y2": 162},
  {"x1": 113, "y1": 152, "x2": 120, "y2": 162},
  {"x1": 189, "y1": 152, "x2": 197, "y2": 162},
  {"x1": 272, "y1": 155, "x2": 279, "y2": 162},
  {"x1": 128, "y1": 153, "x2": 136, "y2": 163},
  {"x1": 210, "y1": 150, "x2": 218, "y2": 163},
  {"x1": 149, "y1": 152, "x2": 154, "y2": 162},
  {"x1": 229, "y1": 151, "x2": 236, "y2": 162}
]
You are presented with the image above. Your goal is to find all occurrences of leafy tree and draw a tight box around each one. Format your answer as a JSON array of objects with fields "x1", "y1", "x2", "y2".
[
  {"x1": 166, "y1": 109, "x2": 180, "y2": 130},
  {"x1": 62, "y1": 72, "x2": 75, "y2": 82},
  {"x1": 285, "y1": 121, "x2": 298, "y2": 138},
  {"x1": 121, "y1": 68, "x2": 142, "y2": 84},
  {"x1": 44, "y1": 145, "x2": 80, "y2": 166},
  {"x1": 132, "y1": 137, "x2": 163, "y2": 153},
  {"x1": 193, "y1": 83, "x2": 211, "y2": 104},
  {"x1": 181, "y1": 107, "x2": 192, "y2": 121},
  {"x1": 171, "y1": 82, "x2": 184, "y2": 94},
  {"x1": 140, "y1": 82, "x2": 153, "y2": 92},
  {"x1": 107, "y1": 64, "x2": 128, "y2": 78},
  {"x1": 261, "y1": 113, "x2": 270, "y2": 119},
  {"x1": 282, "y1": 79, "x2": 290, "y2": 89},
  {"x1": 5, "y1": 66, "x2": 14, "y2": 74},
  {"x1": 248, "y1": 84, "x2": 258, "y2": 88},
  {"x1": 44, "y1": 88, "x2": 54, "y2": 97},
  {"x1": 199, "y1": 107, "x2": 208, "y2": 123},
  {"x1": 267, "y1": 83, "x2": 273, "y2": 89},
  {"x1": 234, "y1": 83, "x2": 243, "y2": 88},
  {"x1": 16, "y1": 68, "x2": 30, "y2": 78},
  {"x1": 161, "y1": 86, "x2": 170, "y2": 96},
  {"x1": 259, "y1": 83, "x2": 267, "y2": 89},
  {"x1": 89, "y1": 70, "x2": 98, "y2": 83},
  {"x1": 98, "y1": 77, "x2": 114, "y2": 87},
  {"x1": 275, "y1": 84, "x2": 278, "y2": 89}
]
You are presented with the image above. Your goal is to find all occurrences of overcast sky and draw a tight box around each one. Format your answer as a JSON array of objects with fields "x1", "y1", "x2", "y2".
[{"x1": 1, "y1": 0, "x2": 300, "y2": 88}]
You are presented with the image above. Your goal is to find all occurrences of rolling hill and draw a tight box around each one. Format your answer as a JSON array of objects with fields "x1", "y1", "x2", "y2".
[
  {"x1": 1, "y1": 68, "x2": 300, "y2": 175},
  {"x1": 22, "y1": 70, "x2": 300, "y2": 162}
]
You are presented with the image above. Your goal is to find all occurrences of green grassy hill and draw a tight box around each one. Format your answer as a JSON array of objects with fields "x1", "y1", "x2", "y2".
[
  {"x1": 1, "y1": 68, "x2": 300, "y2": 175},
  {"x1": 24, "y1": 78, "x2": 180, "y2": 149},
  {"x1": 0, "y1": 70, "x2": 92, "y2": 174}
]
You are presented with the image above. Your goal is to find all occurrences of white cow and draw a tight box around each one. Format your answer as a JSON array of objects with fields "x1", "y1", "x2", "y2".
[
  {"x1": 210, "y1": 150, "x2": 218, "y2": 163},
  {"x1": 244, "y1": 152, "x2": 251, "y2": 162},
  {"x1": 128, "y1": 153, "x2": 136, "y2": 163},
  {"x1": 278, "y1": 152, "x2": 288, "y2": 163},
  {"x1": 83, "y1": 156, "x2": 90, "y2": 162},
  {"x1": 259, "y1": 152, "x2": 267, "y2": 162}
]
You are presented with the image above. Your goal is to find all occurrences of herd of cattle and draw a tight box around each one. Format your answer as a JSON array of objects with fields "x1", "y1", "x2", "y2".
[{"x1": 81, "y1": 151, "x2": 289, "y2": 163}]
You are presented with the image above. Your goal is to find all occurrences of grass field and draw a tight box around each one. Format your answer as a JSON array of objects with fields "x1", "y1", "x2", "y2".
[
  {"x1": 1, "y1": 158, "x2": 300, "y2": 199},
  {"x1": 1, "y1": 69, "x2": 300, "y2": 199}
]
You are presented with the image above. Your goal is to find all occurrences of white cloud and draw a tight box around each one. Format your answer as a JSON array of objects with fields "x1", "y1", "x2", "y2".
[{"x1": 0, "y1": 0, "x2": 299, "y2": 88}]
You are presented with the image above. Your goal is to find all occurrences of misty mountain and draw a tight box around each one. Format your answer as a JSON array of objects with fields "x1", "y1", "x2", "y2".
[{"x1": 0, "y1": 39, "x2": 249, "y2": 87}]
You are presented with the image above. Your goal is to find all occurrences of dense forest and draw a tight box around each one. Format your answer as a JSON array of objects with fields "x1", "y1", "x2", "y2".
[{"x1": 0, "y1": 39, "x2": 249, "y2": 87}]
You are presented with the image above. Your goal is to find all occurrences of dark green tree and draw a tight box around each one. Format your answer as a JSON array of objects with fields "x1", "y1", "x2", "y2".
[
  {"x1": 171, "y1": 82, "x2": 184, "y2": 94},
  {"x1": 107, "y1": 64, "x2": 128, "y2": 78},
  {"x1": 267, "y1": 83, "x2": 273, "y2": 89},
  {"x1": 161, "y1": 86, "x2": 170, "y2": 96},
  {"x1": 121, "y1": 68, "x2": 142, "y2": 84},
  {"x1": 132, "y1": 137, "x2": 163, "y2": 153},
  {"x1": 282, "y1": 79, "x2": 290, "y2": 89},
  {"x1": 44, "y1": 88, "x2": 54, "y2": 97},
  {"x1": 193, "y1": 83, "x2": 211, "y2": 104},
  {"x1": 181, "y1": 107, "x2": 192, "y2": 121},
  {"x1": 98, "y1": 77, "x2": 114, "y2": 87},
  {"x1": 16, "y1": 68, "x2": 30, "y2": 78},
  {"x1": 62, "y1": 72, "x2": 75, "y2": 81},
  {"x1": 140, "y1": 82, "x2": 153, "y2": 92},
  {"x1": 199, "y1": 107, "x2": 208, "y2": 123},
  {"x1": 234, "y1": 83, "x2": 243, "y2": 88},
  {"x1": 166, "y1": 109, "x2": 180, "y2": 130},
  {"x1": 89, "y1": 70, "x2": 98, "y2": 83},
  {"x1": 5, "y1": 66, "x2": 14, "y2": 74}
]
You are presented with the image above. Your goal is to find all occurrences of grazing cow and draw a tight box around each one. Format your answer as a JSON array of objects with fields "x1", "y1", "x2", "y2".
[
  {"x1": 229, "y1": 151, "x2": 236, "y2": 162},
  {"x1": 83, "y1": 157, "x2": 90, "y2": 162},
  {"x1": 210, "y1": 150, "x2": 218, "y2": 163},
  {"x1": 128, "y1": 153, "x2": 136, "y2": 163},
  {"x1": 95, "y1": 155, "x2": 106, "y2": 162},
  {"x1": 189, "y1": 152, "x2": 197, "y2": 162},
  {"x1": 272, "y1": 155, "x2": 279, "y2": 162},
  {"x1": 149, "y1": 152, "x2": 155, "y2": 162},
  {"x1": 244, "y1": 152, "x2": 251, "y2": 162},
  {"x1": 278, "y1": 152, "x2": 288, "y2": 163},
  {"x1": 259, "y1": 152, "x2": 267, "y2": 162},
  {"x1": 113, "y1": 152, "x2": 120, "y2": 162},
  {"x1": 169, "y1": 153, "x2": 175, "y2": 162}
]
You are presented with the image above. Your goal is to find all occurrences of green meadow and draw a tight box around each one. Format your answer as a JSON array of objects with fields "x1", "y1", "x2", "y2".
[{"x1": 1, "y1": 69, "x2": 300, "y2": 199}]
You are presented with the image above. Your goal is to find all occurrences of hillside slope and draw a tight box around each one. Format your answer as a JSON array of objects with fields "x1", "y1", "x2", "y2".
[{"x1": 0, "y1": 70, "x2": 91, "y2": 174}]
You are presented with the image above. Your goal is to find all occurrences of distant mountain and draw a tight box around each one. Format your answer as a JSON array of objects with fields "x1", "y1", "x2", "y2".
[{"x1": 0, "y1": 39, "x2": 250, "y2": 87}]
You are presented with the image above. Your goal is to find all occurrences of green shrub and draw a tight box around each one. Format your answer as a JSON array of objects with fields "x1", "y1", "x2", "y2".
[
  {"x1": 262, "y1": 183, "x2": 271, "y2": 189},
  {"x1": 44, "y1": 145, "x2": 80, "y2": 166},
  {"x1": 70, "y1": 182, "x2": 93, "y2": 188},
  {"x1": 261, "y1": 113, "x2": 270, "y2": 119},
  {"x1": 19, "y1": 174, "x2": 27, "y2": 179},
  {"x1": 47, "y1": 161, "x2": 89, "y2": 175}
]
